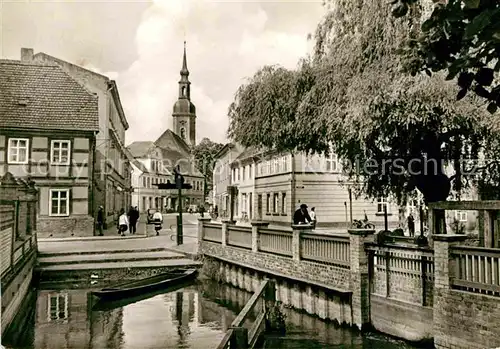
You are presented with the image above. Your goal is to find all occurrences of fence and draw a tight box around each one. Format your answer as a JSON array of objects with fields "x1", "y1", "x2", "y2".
[
  {"x1": 366, "y1": 243, "x2": 434, "y2": 306},
  {"x1": 201, "y1": 223, "x2": 350, "y2": 268},
  {"x1": 216, "y1": 280, "x2": 276, "y2": 349},
  {"x1": 450, "y1": 245, "x2": 500, "y2": 297}
]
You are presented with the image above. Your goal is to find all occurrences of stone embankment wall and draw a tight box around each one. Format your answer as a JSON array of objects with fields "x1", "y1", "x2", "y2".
[{"x1": 198, "y1": 212, "x2": 500, "y2": 349}]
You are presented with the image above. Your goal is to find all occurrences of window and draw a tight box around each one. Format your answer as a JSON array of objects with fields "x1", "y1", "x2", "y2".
[
  {"x1": 180, "y1": 127, "x2": 186, "y2": 140},
  {"x1": 8, "y1": 138, "x2": 29, "y2": 164},
  {"x1": 455, "y1": 211, "x2": 468, "y2": 222},
  {"x1": 281, "y1": 193, "x2": 286, "y2": 214},
  {"x1": 142, "y1": 197, "x2": 146, "y2": 211},
  {"x1": 242, "y1": 166, "x2": 246, "y2": 181},
  {"x1": 266, "y1": 194, "x2": 271, "y2": 213},
  {"x1": 182, "y1": 86, "x2": 186, "y2": 97},
  {"x1": 142, "y1": 177, "x2": 147, "y2": 187},
  {"x1": 51, "y1": 140, "x2": 70, "y2": 164},
  {"x1": 282, "y1": 156, "x2": 288, "y2": 172},
  {"x1": 242, "y1": 193, "x2": 247, "y2": 212},
  {"x1": 47, "y1": 293, "x2": 68, "y2": 322},
  {"x1": 50, "y1": 189, "x2": 70, "y2": 216},
  {"x1": 273, "y1": 193, "x2": 279, "y2": 213},
  {"x1": 377, "y1": 198, "x2": 388, "y2": 214},
  {"x1": 325, "y1": 154, "x2": 338, "y2": 172}
]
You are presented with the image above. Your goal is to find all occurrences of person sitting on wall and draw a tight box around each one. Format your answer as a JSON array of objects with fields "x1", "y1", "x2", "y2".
[
  {"x1": 310, "y1": 207, "x2": 317, "y2": 229},
  {"x1": 293, "y1": 204, "x2": 312, "y2": 225}
]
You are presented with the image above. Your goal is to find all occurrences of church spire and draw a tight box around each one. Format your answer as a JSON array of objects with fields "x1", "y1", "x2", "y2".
[
  {"x1": 180, "y1": 41, "x2": 189, "y2": 78},
  {"x1": 178, "y1": 41, "x2": 190, "y2": 100}
]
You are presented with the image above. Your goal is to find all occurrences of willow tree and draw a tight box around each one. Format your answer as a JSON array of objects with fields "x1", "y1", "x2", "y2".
[{"x1": 228, "y1": 0, "x2": 500, "y2": 209}]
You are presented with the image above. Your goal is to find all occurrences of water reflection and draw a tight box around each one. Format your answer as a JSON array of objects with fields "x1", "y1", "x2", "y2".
[{"x1": 4, "y1": 280, "x2": 420, "y2": 349}]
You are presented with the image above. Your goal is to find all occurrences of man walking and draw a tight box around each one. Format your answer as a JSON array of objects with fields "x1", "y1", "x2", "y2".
[
  {"x1": 293, "y1": 204, "x2": 312, "y2": 225},
  {"x1": 128, "y1": 206, "x2": 139, "y2": 234},
  {"x1": 96, "y1": 206, "x2": 104, "y2": 236}
]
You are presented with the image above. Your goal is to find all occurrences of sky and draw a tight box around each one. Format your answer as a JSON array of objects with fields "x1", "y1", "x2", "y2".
[{"x1": 1, "y1": 0, "x2": 325, "y2": 145}]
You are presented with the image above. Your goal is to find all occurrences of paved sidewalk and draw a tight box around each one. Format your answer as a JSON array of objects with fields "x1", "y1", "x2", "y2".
[{"x1": 38, "y1": 233, "x2": 199, "y2": 255}]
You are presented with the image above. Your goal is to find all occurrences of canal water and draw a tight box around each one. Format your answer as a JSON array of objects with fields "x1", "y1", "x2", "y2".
[{"x1": 3, "y1": 279, "x2": 422, "y2": 349}]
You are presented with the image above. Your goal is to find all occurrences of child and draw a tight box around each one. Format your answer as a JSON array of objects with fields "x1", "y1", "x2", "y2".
[{"x1": 117, "y1": 209, "x2": 129, "y2": 236}]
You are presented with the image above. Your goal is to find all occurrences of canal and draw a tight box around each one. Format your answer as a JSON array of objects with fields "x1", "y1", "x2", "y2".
[{"x1": 3, "y1": 279, "x2": 423, "y2": 349}]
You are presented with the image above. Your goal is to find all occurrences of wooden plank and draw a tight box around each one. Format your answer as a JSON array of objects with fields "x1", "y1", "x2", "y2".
[
  {"x1": 452, "y1": 246, "x2": 500, "y2": 259},
  {"x1": 249, "y1": 312, "x2": 266, "y2": 349},
  {"x1": 231, "y1": 281, "x2": 269, "y2": 327},
  {"x1": 429, "y1": 201, "x2": 500, "y2": 210},
  {"x1": 216, "y1": 329, "x2": 234, "y2": 349},
  {"x1": 451, "y1": 278, "x2": 500, "y2": 293}
]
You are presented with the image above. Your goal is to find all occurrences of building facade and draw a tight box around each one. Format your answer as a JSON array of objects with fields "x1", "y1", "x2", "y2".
[
  {"x1": 128, "y1": 43, "x2": 204, "y2": 212},
  {"x1": 0, "y1": 57, "x2": 99, "y2": 237},
  {"x1": 222, "y1": 148, "x2": 400, "y2": 229},
  {"x1": 212, "y1": 143, "x2": 245, "y2": 218},
  {"x1": 29, "y1": 48, "x2": 132, "y2": 228}
]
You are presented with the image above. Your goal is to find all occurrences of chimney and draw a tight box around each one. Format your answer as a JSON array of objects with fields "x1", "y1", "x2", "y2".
[{"x1": 21, "y1": 48, "x2": 34, "y2": 62}]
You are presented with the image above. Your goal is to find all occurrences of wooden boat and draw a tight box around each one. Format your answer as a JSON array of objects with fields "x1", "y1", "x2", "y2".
[
  {"x1": 91, "y1": 269, "x2": 197, "y2": 301},
  {"x1": 91, "y1": 278, "x2": 197, "y2": 311}
]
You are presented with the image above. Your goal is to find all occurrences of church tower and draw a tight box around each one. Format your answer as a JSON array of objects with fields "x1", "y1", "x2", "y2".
[{"x1": 172, "y1": 42, "x2": 196, "y2": 146}]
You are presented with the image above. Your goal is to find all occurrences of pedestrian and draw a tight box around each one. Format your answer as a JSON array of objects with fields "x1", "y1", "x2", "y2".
[
  {"x1": 310, "y1": 207, "x2": 317, "y2": 229},
  {"x1": 96, "y1": 206, "x2": 104, "y2": 236},
  {"x1": 293, "y1": 204, "x2": 312, "y2": 225},
  {"x1": 407, "y1": 213, "x2": 415, "y2": 237},
  {"x1": 152, "y1": 210, "x2": 163, "y2": 236},
  {"x1": 128, "y1": 206, "x2": 139, "y2": 234},
  {"x1": 117, "y1": 209, "x2": 129, "y2": 236}
]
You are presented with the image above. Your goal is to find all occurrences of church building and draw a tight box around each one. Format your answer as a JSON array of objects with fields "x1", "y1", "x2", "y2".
[{"x1": 128, "y1": 43, "x2": 205, "y2": 212}]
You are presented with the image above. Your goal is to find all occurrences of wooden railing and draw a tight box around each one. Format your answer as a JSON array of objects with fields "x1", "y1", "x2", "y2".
[
  {"x1": 227, "y1": 226, "x2": 252, "y2": 249},
  {"x1": 259, "y1": 228, "x2": 292, "y2": 257},
  {"x1": 451, "y1": 246, "x2": 500, "y2": 296},
  {"x1": 366, "y1": 243, "x2": 435, "y2": 306},
  {"x1": 216, "y1": 280, "x2": 276, "y2": 349},
  {"x1": 301, "y1": 232, "x2": 350, "y2": 267},
  {"x1": 204, "y1": 223, "x2": 223, "y2": 243}
]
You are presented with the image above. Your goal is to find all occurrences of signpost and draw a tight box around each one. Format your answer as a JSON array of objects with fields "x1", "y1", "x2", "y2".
[{"x1": 155, "y1": 165, "x2": 192, "y2": 245}]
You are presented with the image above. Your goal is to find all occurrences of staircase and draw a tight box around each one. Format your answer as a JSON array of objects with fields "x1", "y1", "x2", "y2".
[{"x1": 35, "y1": 247, "x2": 202, "y2": 288}]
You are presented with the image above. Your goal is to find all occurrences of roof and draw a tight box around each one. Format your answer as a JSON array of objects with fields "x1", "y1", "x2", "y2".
[
  {"x1": 0, "y1": 60, "x2": 99, "y2": 132},
  {"x1": 33, "y1": 52, "x2": 129, "y2": 130},
  {"x1": 131, "y1": 158, "x2": 148, "y2": 173},
  {"x1": 233, "y1": 146, "x2": 263, "y2": 163},
  {"x1": 154, "y1": 129, "x2": 191, "y2": 154},
  {"x1": 214, "y1": 143, "x2": 234, "y2": 159},
  {"x1": 127, "y1": 130, "x2": 203, "y2": 178},
  {"x1": 126, "y1": 141, "x2": 155, "y2": 158}
]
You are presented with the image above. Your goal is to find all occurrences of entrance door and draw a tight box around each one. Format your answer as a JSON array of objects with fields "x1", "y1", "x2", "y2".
[{"x1": 257, "y1": 195, "x2": 262, "y2": 220}]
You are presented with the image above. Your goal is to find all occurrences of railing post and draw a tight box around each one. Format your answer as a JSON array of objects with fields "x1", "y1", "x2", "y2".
[
  {"x1": 421, "y1": 255, "x2": 427, "y2": 306},
  {"x1": 348, "y1": 228, "x2": 375, "y2": 330},
  {"x1": 250, "y1": 221, "x2": 269, "y2": 253},
  {"x1": 221, "y1": 219, "x2": 234, "y2": 246},
  {"x1": 229, "y1": 327, "x2": 248, "y2": 349},
  {"x1": 291, "y1": 224, "x2": 313, "y2": 261},
  {"x1": 197, "y1": 217, "x2": 211, "y2": 252},
  {"x1": 432, "y1": 234, "x2": 467, "y2": 344}
]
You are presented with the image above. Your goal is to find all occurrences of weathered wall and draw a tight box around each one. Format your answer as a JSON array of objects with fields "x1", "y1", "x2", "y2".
[{"x1": 201, "y1": 241, "x2": 351, "y2": 292}]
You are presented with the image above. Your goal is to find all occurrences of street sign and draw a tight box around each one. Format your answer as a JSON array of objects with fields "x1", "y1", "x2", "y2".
[{"x1": 152, "y1": 165, "x2": 191, "y2": 245}]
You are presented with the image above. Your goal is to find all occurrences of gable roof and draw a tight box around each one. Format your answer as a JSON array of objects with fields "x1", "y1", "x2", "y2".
[
  {"x1": 126, "y1": 141, "x2": 155, "y2": 158},
  {"x1": 33, "y1": 52, "x2": 129, "y2": 130},
  {"x1": 154, "y1": 129, "x2": 191, "y2": 155},
  {"x1": 0, "y1": 60, "x2": 98, "y2": 132}
]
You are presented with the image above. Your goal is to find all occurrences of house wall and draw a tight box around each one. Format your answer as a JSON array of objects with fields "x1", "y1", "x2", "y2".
[
  {"x1": 0, "y1": 132, "x2": 94, "y2": 237},
  {"x1": 32, "y1": 53, "x2": 131, "y2": 228}
]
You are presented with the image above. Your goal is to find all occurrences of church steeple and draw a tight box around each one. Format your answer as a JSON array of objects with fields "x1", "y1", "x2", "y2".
[
  {"x1": 172, "y1": 41, "x2": 196, "y2": 146},
  {"x1": 179, "y1": 41, "x2": 190, "y2": 99}
]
